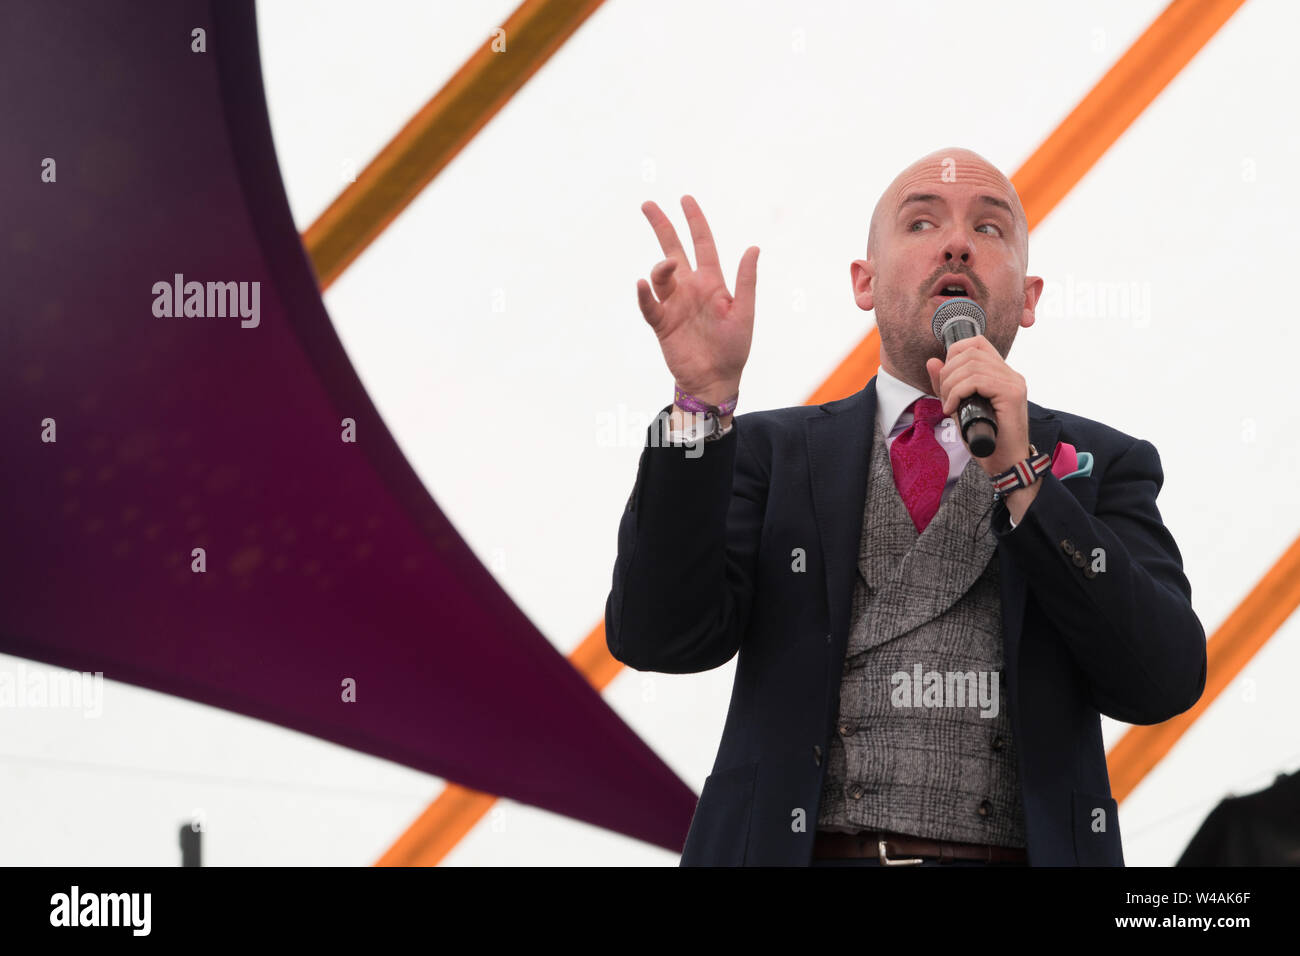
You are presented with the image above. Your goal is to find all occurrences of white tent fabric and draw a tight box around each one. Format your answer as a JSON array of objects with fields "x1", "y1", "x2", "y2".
[{"x1": 4, "y1": 0, "x2": 1296, "y2": 865}]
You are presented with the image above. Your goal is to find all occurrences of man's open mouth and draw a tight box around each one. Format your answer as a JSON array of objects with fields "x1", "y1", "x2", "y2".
[{"x1": 931, "y1": 275, "x2": 973, "y2": 298}]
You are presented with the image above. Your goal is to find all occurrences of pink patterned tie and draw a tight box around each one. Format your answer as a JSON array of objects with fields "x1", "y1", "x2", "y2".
[{"x1": 889, "y1": 396, "x2": 949, "y2": 533}]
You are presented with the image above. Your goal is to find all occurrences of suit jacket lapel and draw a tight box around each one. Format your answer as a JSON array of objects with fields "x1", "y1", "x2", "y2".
[
  {"x1": 806, "y1": 378, "x2": 876, "y2": 653},
  {"x1": 806, "y1": 380, "x2": 1062, "y2": 689}
]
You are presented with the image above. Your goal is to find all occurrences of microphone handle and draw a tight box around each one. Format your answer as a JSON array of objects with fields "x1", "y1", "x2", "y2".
[{"x1": 958, "y1": 393, "x2": 998, "y2": 458}]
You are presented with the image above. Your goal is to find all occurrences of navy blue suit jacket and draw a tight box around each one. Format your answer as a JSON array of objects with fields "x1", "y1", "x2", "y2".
[{"x1": 604, "y1": 376, "x2": 1207, "y2": 866}]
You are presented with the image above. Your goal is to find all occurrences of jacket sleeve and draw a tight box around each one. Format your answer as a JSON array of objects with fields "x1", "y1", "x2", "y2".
[
  {"x1": 604, "y1": 405, "x2": 768, "y2": 674},
  {"x1": 993, "y1": 437, "x2": 1207, "y2": 725}
]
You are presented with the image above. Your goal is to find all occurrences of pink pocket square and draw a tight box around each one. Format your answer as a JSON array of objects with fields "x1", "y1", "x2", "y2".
[{"x1": 1050, "y1": 441, "x2": 1079, "y2": 479}]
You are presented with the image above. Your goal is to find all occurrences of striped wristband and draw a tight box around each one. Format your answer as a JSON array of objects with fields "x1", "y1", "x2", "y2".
[{"x1": 991, "y1": 443, "x2": 1052, "y2": 499}]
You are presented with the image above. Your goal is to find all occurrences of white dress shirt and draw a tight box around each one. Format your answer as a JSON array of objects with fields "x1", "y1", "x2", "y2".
[{"x1": 875, "y1": 365, "x2": 1019, "y2": 529}]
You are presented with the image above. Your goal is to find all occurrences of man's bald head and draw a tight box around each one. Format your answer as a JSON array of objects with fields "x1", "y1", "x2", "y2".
[
  {"x1": 850, "y1": 147, "x2": 1044, "y2": 392},
  {"x1": 867, "y1": 148, "x2": 1028, "y2": 266}
]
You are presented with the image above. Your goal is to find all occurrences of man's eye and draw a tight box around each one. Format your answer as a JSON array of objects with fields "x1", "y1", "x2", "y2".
[
  {"x1": 909, "y1": 220, "x2": 933, "y2": 231},
  {"x1": 977, "y1": 223, "x2": 1003, "y2": 236}
]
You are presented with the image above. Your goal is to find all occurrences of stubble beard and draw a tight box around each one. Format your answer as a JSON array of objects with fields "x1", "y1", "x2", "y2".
[
  {"x1": 876, "y1": 286, "x2": 946, "y2": 392},
  {"x1": 877, "y1": 286, "x2": 1017, "y2": 393}
]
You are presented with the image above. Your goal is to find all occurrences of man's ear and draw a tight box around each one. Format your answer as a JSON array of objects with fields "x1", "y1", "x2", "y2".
[
  {"x1": 851, "y1": 258, "x2": 876, "y2": 312},
  {"x1": 1021, "y1": 274, "x2": 1044, "y2": 329}
]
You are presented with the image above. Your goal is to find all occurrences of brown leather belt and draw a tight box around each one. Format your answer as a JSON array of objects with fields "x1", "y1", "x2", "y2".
[{"x1": 813, "y1": 829, "x2": 1028, "y2": 865}]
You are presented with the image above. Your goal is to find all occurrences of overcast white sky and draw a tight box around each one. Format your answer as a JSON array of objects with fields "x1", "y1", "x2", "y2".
[{"x1": 5, "y1": 0, "x2": 1298, "y2": 866}]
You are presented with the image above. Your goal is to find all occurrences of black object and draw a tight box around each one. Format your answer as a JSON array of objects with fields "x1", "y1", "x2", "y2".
[
  {"x1": 180, "y1": 821, "x2": 202, "y2": 867},
  {"x1": 1177, "y1": 769, "x2": 1300, "y2": 866}
]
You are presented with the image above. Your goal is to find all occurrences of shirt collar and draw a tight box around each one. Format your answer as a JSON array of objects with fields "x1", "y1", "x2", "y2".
[{"x1": 875, "y1": 364, "x2": 939, "y2": 436}]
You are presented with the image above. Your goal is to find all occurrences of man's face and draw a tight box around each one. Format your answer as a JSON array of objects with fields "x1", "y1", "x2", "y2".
[{"x1": 851, "y1": 152, "x2": 1043, "y2": 393}]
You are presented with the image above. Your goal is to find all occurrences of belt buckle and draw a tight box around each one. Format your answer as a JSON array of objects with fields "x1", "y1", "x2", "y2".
[{"x1": 878, "y1": 839, "x2": 923, "y2": 866}]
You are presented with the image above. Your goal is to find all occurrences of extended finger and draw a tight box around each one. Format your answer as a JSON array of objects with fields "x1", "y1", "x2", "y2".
[
  {"x1": 733, "y1": 246, "x2": 759, "y2": 318},
  {"x1": 636, "y1": 279, "x2": 665, "y2": 329},
  {"x1": 649, "y1": 257, "x2": 678, "y2": 300},
  {"x1": 642, "y1": 200, "x2": 691, "y2": 268},
  {"x1": 681, "y1": 195, "x2": 722, "y2": 277}
]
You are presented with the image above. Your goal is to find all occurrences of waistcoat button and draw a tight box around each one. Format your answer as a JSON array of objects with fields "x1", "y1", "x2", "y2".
[
  {"x1": 991, "y1": 735, "x2": 1004, "y2": 751},
  {"x1": 978, "y1": 799, "x2": 992, "y2": 816},
  {"x1": 849, "y1": 784, "x2": 865, "y2": 800},
  {"x1": 838, "y1": 724, "x2": 854, "y2": 737}
]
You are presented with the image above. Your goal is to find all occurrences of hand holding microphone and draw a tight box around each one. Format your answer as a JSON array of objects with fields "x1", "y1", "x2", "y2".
[
  {"x1": 930, "y1": 296, "x2": 999, "y2": 457},
  {"x1": 925, "y1": 297, "x2": 1034, "y2": 479}
]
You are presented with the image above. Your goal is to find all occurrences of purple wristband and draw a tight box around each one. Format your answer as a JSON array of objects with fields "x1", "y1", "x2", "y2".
[{"x1": 674, "y1": 384, "x2": 738, "y2": 417}]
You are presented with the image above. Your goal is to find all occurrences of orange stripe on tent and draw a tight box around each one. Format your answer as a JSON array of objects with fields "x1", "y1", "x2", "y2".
[
  {"x1": 302, "y1": 0, "x2": 606, "y2": 291},
  {"x1": 1014, "y1": 0, "x2": 1251, "y2": 236},
  {"x1": 374, "y1": 787, "x2": 496, "y2": 867},
  {"x1": 371, "y1": 0, "x2": 1250, "y2": 865}
]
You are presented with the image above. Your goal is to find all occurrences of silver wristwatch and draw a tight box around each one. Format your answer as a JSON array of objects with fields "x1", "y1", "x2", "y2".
[{"x1": 667, "y1": 410, "x2": 730, "y2": 444}]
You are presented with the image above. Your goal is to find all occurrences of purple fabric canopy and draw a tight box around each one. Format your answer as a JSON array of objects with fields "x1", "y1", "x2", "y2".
[{"x1": 1, "y1": 0, "x2": 695, "y2": 855}]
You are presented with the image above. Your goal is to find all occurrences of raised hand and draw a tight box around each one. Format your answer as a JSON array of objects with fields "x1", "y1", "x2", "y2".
[{"x1": 636, "y1": 195, "x2": 758, "y2": 407}]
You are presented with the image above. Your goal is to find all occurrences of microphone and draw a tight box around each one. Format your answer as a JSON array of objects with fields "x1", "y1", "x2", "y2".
[{"x1": 931, "y1": 296, "x2": 998, "y2": 458}]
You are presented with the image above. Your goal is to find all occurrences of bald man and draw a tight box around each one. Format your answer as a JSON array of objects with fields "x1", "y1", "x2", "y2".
[{"x1": 606, "y1": 148, "x2": 1206, "y2": 867}]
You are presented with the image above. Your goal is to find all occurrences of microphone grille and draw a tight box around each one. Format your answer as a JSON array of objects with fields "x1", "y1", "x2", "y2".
[{"x1": 931, "y1": 296, "x2": 987, "y2": 341}]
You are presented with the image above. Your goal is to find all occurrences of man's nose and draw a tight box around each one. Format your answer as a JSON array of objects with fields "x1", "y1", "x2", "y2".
[{"x1": 941, "y1": 228, "x2": 973, "y2": 263}]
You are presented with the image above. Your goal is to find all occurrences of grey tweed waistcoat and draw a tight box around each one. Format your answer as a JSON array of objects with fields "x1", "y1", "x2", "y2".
[{"x1": 816, "y1": 417, "x2": 1027, "y2": 848}]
